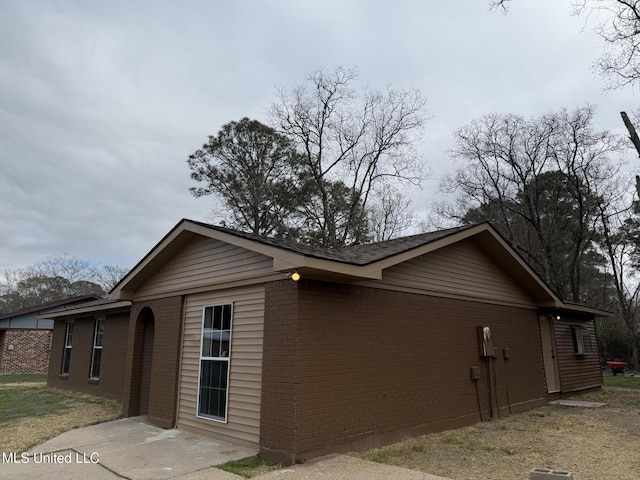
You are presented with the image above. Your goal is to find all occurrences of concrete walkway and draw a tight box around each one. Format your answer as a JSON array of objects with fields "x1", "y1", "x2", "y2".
[
  {"x1": 253, "y1": 454, "x2": 452, "y2": 480},
  {"x1": 1, "y1": 417, "x2": 452, "y2": 480},
  {"x1": 3, "y1": 416, "x2": 253, "y2": 480}
]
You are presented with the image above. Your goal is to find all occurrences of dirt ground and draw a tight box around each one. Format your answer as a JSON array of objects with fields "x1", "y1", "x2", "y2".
[
  {"x1": 0, "y1": 383, "x2": 122, "y2": 452},
  {"x1": 355, "y1": 386, "x2": 640, "y2": 480}
]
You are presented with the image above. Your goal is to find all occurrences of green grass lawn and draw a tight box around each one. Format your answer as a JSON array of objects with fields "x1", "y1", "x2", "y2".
[
  {"x1": 0, "y1": 373, "x2": 122, "y2": 452},
  {"x1": 603, "y1": 374, "x2": 640, "y2": 389},
  {"x1": 0, "y1": 384, "x2": 73, "y2": 423},
  {"x1": 0, "y1": 374, "x2": 57, "y2": 422},
  {"x1": 217, "y1": 457, "x2": 281, "y2": 478},
  {"x1": 0, "y1": 373, "x2": 47, "y2": 384}
]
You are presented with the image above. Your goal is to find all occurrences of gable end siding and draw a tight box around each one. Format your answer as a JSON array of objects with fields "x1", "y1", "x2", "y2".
[
  {"x1": 361, "y1": 239, "x2": 536, "y2": 307},
  {"x1": 134, "y1": 237, "x2": 273, "y2": 300}
]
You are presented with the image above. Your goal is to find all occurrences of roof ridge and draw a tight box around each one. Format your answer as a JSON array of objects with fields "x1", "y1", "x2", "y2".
[
  {"x1": 343, "y1": 223, "x2": 479, "y2": 250},
  {"x1": 183, "y1": 219, "x2": 482, "y2": 266}
]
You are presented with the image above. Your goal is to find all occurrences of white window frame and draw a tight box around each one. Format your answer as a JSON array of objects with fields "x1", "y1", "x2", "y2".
[
  {"x1": 90, "y1": 317, "x2": 105, "y2": 379},
  {"x1": 61, "y1": 321, "x2": 74, "y2": 374},
  {"x1": 572, "y1": 325, "x2": 596, "y2": 355},
  {"x1": 196, "y1": 303, "x2": 233, "y2": 423}
]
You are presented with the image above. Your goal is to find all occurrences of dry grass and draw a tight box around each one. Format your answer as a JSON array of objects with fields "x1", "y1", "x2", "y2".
[
  {"x1": 3, "y1": 375, "x2": 639, "y2": 479},
  {"x1": 355, "y1": 385, "x2": 640, "y2": 480},
  {"x1": 0, "y1": 381, "x2": 122, "y2": 452}
]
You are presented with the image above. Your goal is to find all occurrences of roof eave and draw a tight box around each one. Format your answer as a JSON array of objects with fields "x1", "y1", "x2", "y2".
[
  {"x1": 39, "y1": 300, "x2": 132, "y2": 319},
  {"x1": 109, "y1": 219, "x2": 587, "y2": 313},
  {"x1": 556, "y1": 303, "x2": 613, "y2": 317},
  {"x1": 272, "y1": 257, "x2": 382, "y2": 281}
]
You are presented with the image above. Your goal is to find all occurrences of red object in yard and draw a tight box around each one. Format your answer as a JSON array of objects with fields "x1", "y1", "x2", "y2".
[{"x1": 607, "y1": 361, "x2": 627, "y2": 375}]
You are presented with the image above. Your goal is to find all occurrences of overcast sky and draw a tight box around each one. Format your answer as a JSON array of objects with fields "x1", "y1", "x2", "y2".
[{"x1": 1, "y1": 0, "x2": 638, "y2": 272}]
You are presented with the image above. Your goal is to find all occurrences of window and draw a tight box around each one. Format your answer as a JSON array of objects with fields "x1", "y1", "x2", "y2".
[
  {"x1": 61, "y1": 321, "x2": 73, "y2": 374},
  {"x1": 572, "y1": 325, "x2": 596, "y2": 355},
  {"x1": 197, "y1": 304, "x2": 233, "y2": 422},
  {"x1": 90, "y1": 318, "x2": 105, "y2": 379}
]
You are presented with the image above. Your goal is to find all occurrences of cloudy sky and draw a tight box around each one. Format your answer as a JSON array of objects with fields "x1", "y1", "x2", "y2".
[{"x1": 1, "y1": 0, "x2": 637, "y2": 272}]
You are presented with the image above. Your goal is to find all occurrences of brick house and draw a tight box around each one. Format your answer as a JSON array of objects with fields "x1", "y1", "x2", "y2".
[
  {"x1": 42, "y1": 219, "x2": 605, "y2": 463},
  {"x1": 0, "y1": 295, "x2": 99, "y2": 374}
]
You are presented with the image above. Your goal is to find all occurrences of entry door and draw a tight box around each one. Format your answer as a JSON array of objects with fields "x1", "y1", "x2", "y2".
[{"x1": 540, "y1": 316, "x2": 561, "y2": 393}]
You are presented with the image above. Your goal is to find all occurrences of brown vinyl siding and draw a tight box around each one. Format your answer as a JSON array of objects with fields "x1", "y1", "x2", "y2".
[
  {"x1": 134, "y1": 237, "x2": 273, "y2": 300},
  {"x1": 554, "y1": 318, "x2": 602, "y2": 392},
  {"x1": 260, "y1": 279, "x2": 546, "y2": 463},
  {"x1": 177, "y1": 285, "x2": 265, "y2": 447},
  {"x1": 359, "y1": 239, "x2": 536, "y2": 308}
]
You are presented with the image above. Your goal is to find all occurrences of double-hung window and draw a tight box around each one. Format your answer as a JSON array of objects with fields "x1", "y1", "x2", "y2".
[
  {"x1": 90, "y1": 318, "x2": 105, "y2": 379},
  {"x1": 61, "y1": 321, "x2": 74, "y2": 374},
  {"x1": 197, "y1": 304, "x2": 233, "y2": 422}
]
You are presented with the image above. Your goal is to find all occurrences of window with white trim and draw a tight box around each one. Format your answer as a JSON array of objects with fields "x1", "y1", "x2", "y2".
[
  {"x1": 90, "y1": 318, "x2": 105, "y2": 379},
  {"x1": 61, "y1": 321, "x2": 73, "y2": 374},
  {"x1": 197, "y1": 304, "x2": 233, "y2": 422},
  {"x1": 572, "y1": 325, "x2": 596, "y2": 354}
]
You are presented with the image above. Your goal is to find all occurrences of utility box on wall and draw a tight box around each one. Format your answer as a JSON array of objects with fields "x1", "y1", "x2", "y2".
[{"x1": 477, "y1": 326, "x2": 495, "y2": 357}]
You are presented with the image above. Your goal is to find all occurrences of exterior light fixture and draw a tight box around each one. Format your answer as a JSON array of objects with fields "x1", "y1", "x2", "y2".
[{"x1": 290, "y1": 271, "x2": 301, "y2": 282}]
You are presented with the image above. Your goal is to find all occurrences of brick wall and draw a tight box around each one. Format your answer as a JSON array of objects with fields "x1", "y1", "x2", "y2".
[
  {"x1": 260, "y1": 280, "x2": 299, "y2": 458},
  {"x1": 260, "y1": 279, "x2": 547, "y2": 463},
  {"x1": 0, "y1": 329, "x2": 51, "y2": 374},
  {"x1": 122, "y1": 296, "x2": 184, "y2": 429},
  {"x1": 46, "y1": 313, "x2": 129, "y2": 400}
]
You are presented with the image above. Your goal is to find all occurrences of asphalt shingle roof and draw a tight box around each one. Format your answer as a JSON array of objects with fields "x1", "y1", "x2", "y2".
[
  {"x1": 187, "y1": 219, "x2": 476, "y2": 266},
  {"x1": 0, "y1": 295, "x2": 101, "y2": 320}
]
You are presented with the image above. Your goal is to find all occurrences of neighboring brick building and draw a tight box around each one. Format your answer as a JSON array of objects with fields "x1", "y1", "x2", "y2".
[
  {"x1": 0, "y1": 295, "x2": 99, "y2": 374},
  {"x1": 42, "y1": 219, "x2": 607, "y2": 464}
]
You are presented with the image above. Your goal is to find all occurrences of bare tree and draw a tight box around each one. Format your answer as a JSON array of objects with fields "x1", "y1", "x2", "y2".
[
  {"x1": 0, "y1": 254, "x2": 129, "y2": 314},
  {"x1": 490, "y1": 0, "x2": 640, "y2": 89},
  {"x1": 620, "y1": 111, "x2": 640, "y2": 198},
  {"x1": 597, "y1": 198, "x2": 640, "y2": 367},
  {"x1": 488, "y1": 0, "x2": 511, "y2": 12},
  {"x1": 579, "y1": 0, "x2": 640, "y2": 89},
  {"x1": 442, "y1": 105, "x2": 627, "y2": 302},
  {"x1": 95, "y1": 265, "x2": 130, "y2": 292},
  {"x1": 27, "y1": 253, "x2": 97, "y2": 284},
  {"x1": 368, "y1": 184, "x2": 416, "y2": 242},
  {"x1": 269, "y1": 66, "x2": 429, "y2": 248}
]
